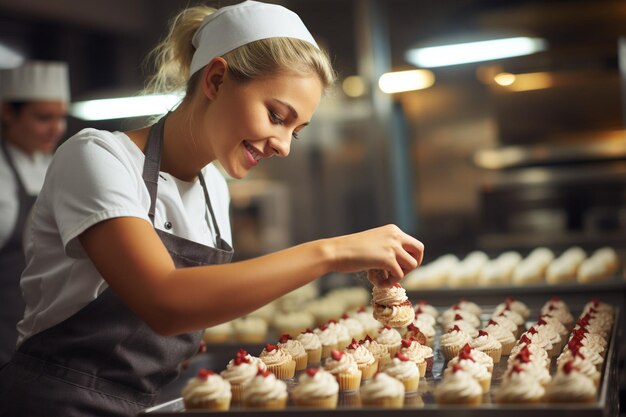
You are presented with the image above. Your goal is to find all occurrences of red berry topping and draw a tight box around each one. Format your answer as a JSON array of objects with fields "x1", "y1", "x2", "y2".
[
  {"x1": 511, "y1": 365, "x2": 524, "y2": 374},
  {"x1": 234, "y1": 355, "x2": 251, "y2": 365},
  {"x1": 407, "y1": 323, "x2": 418, "y2": 332},
  {"x1": 330, "y1": 350, "x2": 344, "y2": 361},
  {"x1": 265, "y1": 343, "x2": 279, "y2": 352},
  {"x1": 537, "y1": 318, "x2": 547, "y2": 326},
  {"x1": 393, "y1": 283, "x2": 402, "y2": 288},
  {"x1": 454, "y1": 314, "x2": 463, "y2": 321},
  {"x1": 364, "y1": 335, "x2": 373, "y2": 342},
  {"x1": 197, "y1": 369, "x2": 214, "y2": 380},
  {"x1": 395, "y1": 352, "x2": 410, "y2": 361},
  {"x1": 460, "y1": 344, "x2": 472, "y2": 354},
  {"x1": 414, "y1": 307, "x2": 424, "y2": 315},
  {"x1": 451, "y1": 364, "x2": 464, "y2": 374},
  {"x1": 382, "y1": 325, "x2": 392, "y2": 330},
  {"x1": 458, "y1": 349, "x2": 475, "y2": 362},
  {"x1": 487, "y1": 319, "x2": 498, "y2": 326},
  {"x1": 341, "y1": 313, "x2": 350, "y2": 320},
  {"x1": 348, "y1": 339, "x2": 360, "y2": 350},
  {"x1": 478, "y1": 330, "x2": 489, "y2": 337},
  {"x1": 303, "y1": 328, "x2": 314, "y2": 334},
  {"x1": 401, "y1": 338, "x2": 413, "y2": 348},
  {"x1": 358, "y1": 306, "x2": 367, "y2": 313},
  {"x1": 452, "y1": 304, "x2": 461, "y2": 310},
  {"x1": 236, "y1": 348, "x2": 249, "y2": 357},
  {"x1": 319, "y1": 324, "x2": 328, "y2": 331},
  {"x1": 257, "y1": 368, "x2": 272, "y2": 378},
  {"x1": 279, "y1": 334, "x2": 292, "y2": 344},
  {"x1": 514, "y1": 349, "x2": 531, "y2": 364},
  {"x1": 520, "y1": 334, "x2": 532, "y2": 345},
  {"x1": 306, "y1": 367, "x2": 320, "y2": 377},
  {"x1": 328, "y1": 319, "x2": 337, "y2": 324},
  {"x1": 528, "y1": 327, "x2": 538, "y2": 335},
  {"x1": 562, "y1": 361, "x2": 578, "y2": 375},
  {"x1": 448, "y1": 325, "x2": 462, "y2": 333}
]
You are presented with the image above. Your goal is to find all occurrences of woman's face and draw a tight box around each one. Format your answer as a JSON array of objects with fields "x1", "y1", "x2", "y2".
[
  {"x1": 201, "y1": 70, "x2": 323, "y2": 179},
  {"x1": 2, "y1": 101, "x2": 68, "y2": 154}
]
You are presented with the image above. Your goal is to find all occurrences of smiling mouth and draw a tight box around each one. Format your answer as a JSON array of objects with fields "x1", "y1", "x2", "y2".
[{"x1": 244, "y1": 141, "x2": 263, "y2": 162}]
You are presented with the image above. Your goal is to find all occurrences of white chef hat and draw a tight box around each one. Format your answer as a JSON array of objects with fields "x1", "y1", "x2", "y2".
[
  {"x1": 190, "y1": 0, "x2": 318, "y2": 77},
  {"x1": 0, "y1": 60, "x2": 70, "y2": 102}
]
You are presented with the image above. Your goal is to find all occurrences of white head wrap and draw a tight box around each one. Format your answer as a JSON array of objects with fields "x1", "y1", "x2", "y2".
[
  {"x1": 190, "y1": 0, "x2": 318, "y2": 77},
  {"x1": 0, "y1": 60, "x2": 70, "y2": 102}
]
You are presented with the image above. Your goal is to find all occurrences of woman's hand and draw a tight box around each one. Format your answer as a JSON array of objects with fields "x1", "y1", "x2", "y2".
[{"x1": 325, "y1": 224, "x2": 424, "y2": 287}]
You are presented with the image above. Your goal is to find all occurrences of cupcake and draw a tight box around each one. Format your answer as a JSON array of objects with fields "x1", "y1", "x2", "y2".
[
  {"x1": 277, "y1": 334, "x2": 308, "y2": 371},
  {"x1": 439, "y1": 325, "x2": 472, "y2": 361},
  {"x1": 382, "y1": 352, "x2": 420, "y2": 394},
  {"x1": 407, "y1": 322, "x2": 435, "y2": 348},
  {"x1": 506, "y1": 346, "x2": 551, "y2": 387},
  {"x1": 469, "y1": 329, "x2": 503, "y2": 363},
  {"x1": 326, "y1": 320, "x2": 352, "y2": 350},
  {"x1": 444, "y1": 350, "x2": 492, "y2": 392},
  {"x1": 202, "y1": 322, "x2": 233, "y2": 344},
  {"x1": 314, "y1": 324, "x2": 339, "y2": 359},
  {"x1": 292, "y1": 367, "x2": 339, "y2": 408},
  {"x1": 259, "y1": 343, "x2": 296, "y2": 380},
  {"x1": 360, "y1": 371, "x2": 405, "y2": 408},
  {"x1": 546, "y1": 361, "x2": 597, "y2": 403},
  {"x1": 457, "y1": 299, "x2": 482, "y2": 317},
  {"x1": 495, "y1": 365, "x2": 546, "y2": 404},
  {"x1": 489, "y1": 314, "x2": 519, "y2": 338},
  {"x1": 448, "y1": 344, "x2": 494, "y2": 373},
  {"x1": 220, "y1": 349, "x2": 263, "y2": 403},
  {"x1": 232, "y1": 316, "x2": 268, "y2": 343},
  {"x1": 323, "y1": 349, "x2": 362, "y2": 392},
  {"x1": 345, "y1": 338, "x2": 378, "y2": 380},
  {"x1": 443, "y1": 316, "x2": 479, "y2": 338},
  {"x1": 413, "y1": 300, "x2": 439, "y2": 319},
  {"x1": 434, "y1": 364, "x2": 483, "y2": 405},
  {"x1": 361, "y1": 335, "x2": 391, "y2": 371},
  {"x1": 494, "y1": 297, "x2": 531, "y2": 320},
  {"x1": 376, "y1": 325, "x2": 403, "y2": 357},
  {"x1": 557, "y1": 350, "x2": 601, "y2": 387},
  {"x1": 296, "y1": 328, "x2": 323, "y2": 366},
  {"x1": 352, "y1": 306, "x2": 381, "y2": 338},
  {"x1": 243, "y1": 369, "x2": 288, "y2": 409},
  {"x1": 340, "y1": 313, "x2": 366, "y2": 341},
  {"x1": 484, "y1": 320, "x2": 516, "y2": 355},
  {"x1": 398, "y1": 338, "x2": 427, "y2": 377},
  {"x1": 509, "y1": 340, "x2": 549, "y2": 370},
  {"x1": 441, "y1": 306, "x2": 481, "y2": 329},
  {"x1": 370, "y1": 282, "x2": 414, "y2": 328},
  {"x1": 182, "y1": 369, "x2": 231, "y2": 411},
  {"x1": 404, "y1": 323, "x2": 427, "y2": 346}
]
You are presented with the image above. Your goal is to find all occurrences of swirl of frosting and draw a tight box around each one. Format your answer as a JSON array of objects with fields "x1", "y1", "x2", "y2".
[
  {"x1": 326, "y1": 321, "x2": 351, "y2": 343},
  {"x1": 484, "y1": 323, "x2": 516, "y2": 345},
  {"x1": 297, "y1": 331, "x2": 322, "y2": 351},
  {"x1": 448, "y1": 348, "x2": 493, "y2": 371},
  {"x1": 383, "y1": 356, "x2": 420, "y2": 381},
  {"x1": 359, "y1": 372, "x2": 405, "y2": 398},
  {"x1": 558, "y1": 347, "x2": 603, "y2": 368},
  {"x1": 508, "y1": 344, "x2": 548, "y2": 367},
  {"x1": 507, "y1": 361, "x2": 551, "y2": 386},
  {"x1": 414, "y1": 311, "x2": 437, "y2": 327},
  {"x1": 490, "y1": 315, "x2": 518, "y2": 334},
  {"x1": 323, "y1": 350, "x2": 359, "y2": 375},
  {"x1": 496, "y1": 369, "x2": 545, "y2": 402},
  {"x1": 340, "y1": 315, "x2": 365, "y2": 339},
  {"x1": 498, "y1": 309, "x2": 525, "y2": 326},
  {"x1": 547, "y1": 366, "x2": 596, "y2": 402},
  {"x1": 434, "y1": 368, "x2": 482, "y2": 401},
  {"x1": 399, "y1": 339, "x2": 426, "y2": 364},
  {"x1": 182, "y1": 370, "x2": 232, "y2": 406},
  {"x1": 374, "y1": 302, "x2": 414, "y2": 325},
  {"x1": 372, "y1": 285, "x2": 408, "y2": 306},
  {"x1": 558, "y1": 355, "x2": 600, "y2": 382},
  {"x1": 314, "y1": 326, "x2": 338, "y2": 346},
  {"x1": 292, "y1": 368, "x2": 339, "y2": 399},
  {"x1": 444, "y1": 358, "x2": 490, "y2": 382},
  {"x1": 376, "y1": 326, "x2": 402, "y2": 346},
  {"x1": 521, "y1": 330, "x2": 553, "y2": 352},
  {"x1": 444, "y1": 320, "x2": 479, "y2": 338},
  {"x1": 260, "y1": 345, "x2": 293, "y2": 367},
  {"x1": 470, "y1": 331, "x2": 502, "y2": 352},
  {"x1": 346, "y1": 342, "x2": 376, "y2": 366},
  {"x1": 243, "y1": 371, "x2": 288, "y2": 403},
  {"x1": 441, "y1": 308, "x2": 480, "y2": 328},
  {"x1": 278, "y1": 338, "x2": 306, "y2": 358},
  {"x1": 362, "y1": 338, "x2": 389, "y2": 359},
  {"x1": 439, "y1": 327, "x2": 472, "y2": 348},
  {"x1": 221, "y1": 357, "x2": 259, "y2": 386}
]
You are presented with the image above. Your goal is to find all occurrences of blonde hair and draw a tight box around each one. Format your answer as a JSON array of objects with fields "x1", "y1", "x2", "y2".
[{"x1": 144, "y1": 5, "x2": 335, "y2": 97}]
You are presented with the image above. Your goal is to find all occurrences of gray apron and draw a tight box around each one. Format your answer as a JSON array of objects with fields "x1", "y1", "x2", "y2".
[
  {"x1": 0, "y1": 116, "x2": 233, "y2": 417},
  {"x1": 0, "y1": 140, "x2": 37, "y2": 365}
]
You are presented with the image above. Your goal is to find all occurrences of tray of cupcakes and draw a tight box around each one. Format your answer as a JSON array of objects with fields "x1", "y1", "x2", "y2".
[{"x1": 140, "y1": 291, "x2": 620, "y2": 416}]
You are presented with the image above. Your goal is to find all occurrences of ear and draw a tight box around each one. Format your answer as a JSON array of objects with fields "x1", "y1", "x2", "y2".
[{"x1": 200, "y1": 57, "x2": 228, "y2": 100}]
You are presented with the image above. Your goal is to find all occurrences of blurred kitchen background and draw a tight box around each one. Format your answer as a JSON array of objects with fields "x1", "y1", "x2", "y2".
[{"x1": 1, "y1": 0, "x2": 625, "y2": 263}]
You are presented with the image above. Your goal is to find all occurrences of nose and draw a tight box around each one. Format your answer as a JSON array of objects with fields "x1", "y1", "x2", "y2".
[{"x1": 267, "y1": 133, "x2": 291, "y2": 158}]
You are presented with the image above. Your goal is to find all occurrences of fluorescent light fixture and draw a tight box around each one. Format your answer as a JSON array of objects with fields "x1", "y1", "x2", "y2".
[
  {"x1": 378, "y1": 69, "x2": 435, "y2": 94},
  {"x1": 495, "y1": 71, "x2": 553, "y2": 92},
  {"x1": 406, "y1": 37, "x2": 547, "y2": 68},
  {"x1": 70, "y1": 94, "x2": 182, "y2": 120},
  {"x1": 0, "y1": 44, "x2": 24, "y2": 69}
]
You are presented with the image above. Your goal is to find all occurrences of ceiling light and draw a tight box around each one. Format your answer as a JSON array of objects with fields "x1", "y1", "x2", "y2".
[
  {"x1": 406, "y1": 37, "x2": 547, "y2": 68},
  {"x1": 0, "y1": 44, "x2": 24, "y2": 69},
  {"x1": 70, "y1": 94, "x2": 182, "y2": 120},
  {"x1": 495, "y1": 71, "x2": 553, "y2": 92},
  {"x1": 378, "y1": 69, "x2": 435, "y2": 94}
]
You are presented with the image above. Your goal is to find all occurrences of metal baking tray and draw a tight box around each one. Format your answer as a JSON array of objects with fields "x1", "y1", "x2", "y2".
[{"x1": 139, "y1": 303, "x2": 620, "y2": 416}]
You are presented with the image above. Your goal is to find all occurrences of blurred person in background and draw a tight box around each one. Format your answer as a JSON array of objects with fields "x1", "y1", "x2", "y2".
[{"x1": 0, "y1": 60, "x2": 70, "y2": 365}]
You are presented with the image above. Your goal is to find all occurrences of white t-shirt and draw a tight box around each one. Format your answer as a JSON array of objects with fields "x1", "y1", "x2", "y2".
[
  {"x1": 16, "y1": 128, "x2": 232, "y2": 345},
  {"x1": 0, "y1": 143, "x2": 52, "y2": 248}
]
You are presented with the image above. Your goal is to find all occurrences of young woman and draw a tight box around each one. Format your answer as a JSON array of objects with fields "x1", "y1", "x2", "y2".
[
  {"x1": 0, "y1": 2, "x2": 424, "y2": 416},
  {"x1": 0, "y1": 61, "x2": 69, "y2": 365}
]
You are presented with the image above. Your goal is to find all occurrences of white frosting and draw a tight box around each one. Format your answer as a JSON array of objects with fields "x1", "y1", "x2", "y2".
[
  {"x1": 434, "y1": 368, "x2": 482, "y2": 401},
  {"x1": 376, "y1": 326, "x2": 402, "y2": 346},
  {"x1": 323, "y1": 351, "x2": 359, "y2": 375},
  {"x1": 296, "y1": 332, "x2": 322, "y2": 351},
  {"x1": 383, "y1": 357, "x2": 420, "y2": 380},
  {"x1": 292, "y1": 369, "x2": 339, "y2": 399},
  {"x1": 359, "y1": 372, "x2": 405, "y2": 398},
  {"x1": 182, "y1": 373, "x2": 232, "y2": 405},
  {"x1": 243, "y1": 372, "x2": 288, "y2": 403},
  {"x1": 371, "y1": 285, "x2": 408, "y2": 306},
  {"x1": 496, "y1": 370, "x2": 545, "y2": 402}
]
